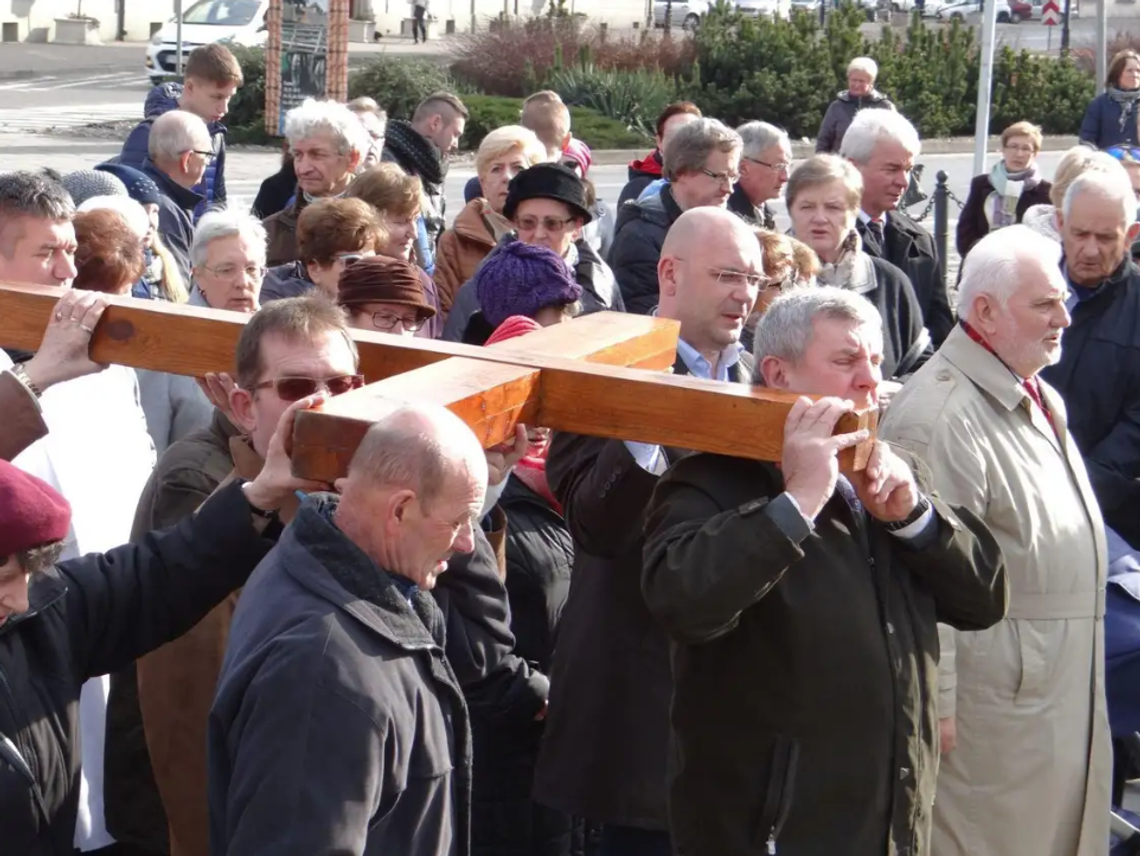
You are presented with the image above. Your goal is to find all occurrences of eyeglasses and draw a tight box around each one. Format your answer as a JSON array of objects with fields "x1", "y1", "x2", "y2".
[
  {"x1": 368, "y1": 311, "x2": 425, "y2": 333},
  {"x1": 743, "y1": 156, "x2": 791, "y2": 173},
  {"x1": 707, "y1": 265, "x2": 770, "y2": 290},
  {"x1": 700, "y1": 167, "x2": 740, "y2": 185},
  {"x1": 1107, "y1": 145, "x2": 1140, "y2": 164},
  {"x1": 202, "y1": 262, "x2": 265, "y2": 282},
  {"x1": 1002, "y1": 143, "x2": 1036, "y2": 154},
  {"x1": 515, "y1": 215, "x2": 578, "y2": 233},
  {"x1": 251, "y1": 374, "x2": 365, "y2": 401},
  {"x1": 192, "y1": 149, "x2": 217, "y2": 162}
]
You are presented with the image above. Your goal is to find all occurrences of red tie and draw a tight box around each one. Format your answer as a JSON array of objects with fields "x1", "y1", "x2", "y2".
[{"x1": 960, "y1": 321, "x2": 1056, "y2": 433}]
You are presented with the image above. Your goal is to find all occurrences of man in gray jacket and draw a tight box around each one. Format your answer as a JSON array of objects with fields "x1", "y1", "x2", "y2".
[{"x1": 209, "y1": 404, "x2": 490, "y2": 855}]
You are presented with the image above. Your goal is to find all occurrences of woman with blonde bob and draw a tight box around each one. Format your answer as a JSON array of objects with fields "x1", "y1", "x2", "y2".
[{"x1": 433, "y1": 125, "x2": 547, "y2": 311}]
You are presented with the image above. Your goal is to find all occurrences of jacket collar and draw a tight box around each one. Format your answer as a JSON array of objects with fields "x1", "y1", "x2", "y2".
[
  {"x1": 281, "y1": 493, "x2": 443, "y2": 652},
  {"x1": 938, "y1": 324, "x2": 1027, "y2": 412},
  {"x1": 142, "y1": 158, "x2": 205, "y2": 213},
  {"x1": 1065, "y1": 256, "x2": 1134, "y2": 306},
  {"x1": 453, "y1": 198, "x2": 510, "y2": 247}
]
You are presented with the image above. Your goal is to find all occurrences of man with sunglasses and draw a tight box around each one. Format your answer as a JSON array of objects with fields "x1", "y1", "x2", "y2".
[
  {"x1": 730, "y1": 121, "x2": 791, "y2": 231},
  {"x1": 141, "y1": 110, "x2": 215, "y2": 286}
]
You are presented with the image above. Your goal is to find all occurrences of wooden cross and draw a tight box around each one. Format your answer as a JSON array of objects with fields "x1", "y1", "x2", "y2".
[{"x1": 0, "y1": 283, "x2": 878, "y2": 478}]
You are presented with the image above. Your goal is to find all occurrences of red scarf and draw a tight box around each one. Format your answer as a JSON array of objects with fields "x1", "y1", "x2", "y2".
[
  {"x1": 959, "y1": 320, "x2": 1055, "y2": 434},
  {"x1": 512, "y1": 455, "x2": 562, "y2": 515}
]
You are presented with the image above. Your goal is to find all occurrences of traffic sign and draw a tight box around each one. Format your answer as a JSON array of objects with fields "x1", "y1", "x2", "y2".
[{"x1": 1042, "y1": 0, "x2": 1061, "y2": 25}]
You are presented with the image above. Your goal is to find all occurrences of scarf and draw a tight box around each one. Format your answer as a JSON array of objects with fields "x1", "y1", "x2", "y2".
[
  {"x1": 988, "y1": 160, "x2": 1042, "y2": 230},
  {"x1": 815, "y1": 229, "x2": 876, "y2": 295},
  {"x1": 383, "y1": 120, "x2": 444, "y2": 187},
  {"x1": 512, "y1": 455, "x2": 561, "y2": 515},
  {"x1": 1108, "y1": 85, "x2": 1140, "y2": 132}
]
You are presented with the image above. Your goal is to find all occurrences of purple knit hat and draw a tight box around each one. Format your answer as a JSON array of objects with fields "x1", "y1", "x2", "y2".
[{"x1": 474, "y1": 241, "x2": 583, "y2": 328}]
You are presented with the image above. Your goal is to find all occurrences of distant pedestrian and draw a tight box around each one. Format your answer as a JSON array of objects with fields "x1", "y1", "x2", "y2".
[
  {"x1": 1080, "y1": 49, "x2": 1140, "y2": 150},
  {"x1": 412, "y1": 0, "x2": 429, "y2": 43},
  {"x1": 816, "y1": 56, "x2": 896, "y2": 154}
]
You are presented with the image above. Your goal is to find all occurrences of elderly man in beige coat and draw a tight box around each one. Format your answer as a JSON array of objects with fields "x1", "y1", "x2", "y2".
[{"x1": 881, "y1": 224, "x2": 1111, "y2": 856}]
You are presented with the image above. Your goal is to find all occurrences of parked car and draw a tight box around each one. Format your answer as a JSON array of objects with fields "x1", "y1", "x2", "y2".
[
  {"x1": 652, "y1": 0, "x2": 787, "y2": 29},
  {"x1": 1026, "y1": 0, "x2": 1079, "y2": 17},
  {"x1": 936, "y1": 0, "x2": 1018, "y2": 21},
  {"x1": 145, "y1": 0, "x2": 269, "y2": 84}
]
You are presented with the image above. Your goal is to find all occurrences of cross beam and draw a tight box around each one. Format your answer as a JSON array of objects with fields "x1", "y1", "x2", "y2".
[{"x1": 0, "y1": 284, "x2": 877, "y2": 478}]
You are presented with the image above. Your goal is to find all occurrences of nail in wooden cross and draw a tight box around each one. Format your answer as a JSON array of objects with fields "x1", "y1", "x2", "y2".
[{"x1": 0, "y1": 284, "x2": 877, "y2": 480}]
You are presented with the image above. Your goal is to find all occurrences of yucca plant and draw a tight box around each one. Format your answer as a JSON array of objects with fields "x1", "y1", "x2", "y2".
[{"x1": 547, "y1": 65, "x2": 674, "y2": 137}]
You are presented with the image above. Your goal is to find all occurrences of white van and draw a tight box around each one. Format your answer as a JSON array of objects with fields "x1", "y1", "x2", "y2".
[{"x1": 145, "y1": 0, "x2": 270, "y2": 84}]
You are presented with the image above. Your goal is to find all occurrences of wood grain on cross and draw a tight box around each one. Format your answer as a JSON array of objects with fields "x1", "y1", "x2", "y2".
[{"x1": 0, "y1": 283, "x2": 877, "y2": 480}]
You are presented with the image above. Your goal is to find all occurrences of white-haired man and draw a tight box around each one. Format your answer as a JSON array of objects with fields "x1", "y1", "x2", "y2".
[
  {"x1": 841, "y1": 109, "x2": 954, "y2": 346},
  {"x1": 640, "y1": 286, "x2": 1007, "y2": 856},
  {"x1": 263, "y1": 98, "x2": 366, "y2": 267},
  {"x1": 143, "y1": 109, "x2": 213, "y2": 283},
  {"x1": 816, "y1": 56, "x2": 896, "y2": 154},
  {"x1": 882, "y1": 225, "x2": 1110, "y2": 856},
  {"x1": 1042, "y1": 169, "x2": 1140, "y2": 549},
  {"x1": 730, "y1": 121, "x2": 791, "y2": 230}
]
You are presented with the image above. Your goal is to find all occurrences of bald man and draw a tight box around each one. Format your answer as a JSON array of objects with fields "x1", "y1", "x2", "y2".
[
  {"x1": 533, "y1": 208, "x2": 764, "y2": 856},
  {"x1": 208, "y1": 405, "x2": 488, "y2": 856},
  {"x1": 882, "y1": 225, "x2": 1110, "y2": 856}
]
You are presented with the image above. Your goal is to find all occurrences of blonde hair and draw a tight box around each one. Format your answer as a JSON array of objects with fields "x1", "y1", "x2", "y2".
[
  {"x1": 847, "y1": 56, "x2": 879, "y2": 79},
  {"x1": 475, "y1": 125, "x2": 547, "y2": 180},
  {"x1": 786, "y1": 154, "x2": 864, "y2": 212},
  {"x1": 152, "y1": 232, "x2": 188, "y2": 303},
  {"x1": 1049, "y1": 145, "x2": 1125, "y2": 207},
  {"x1": 1000, "y1": 121, "x2": 1043, "y2": 152}
]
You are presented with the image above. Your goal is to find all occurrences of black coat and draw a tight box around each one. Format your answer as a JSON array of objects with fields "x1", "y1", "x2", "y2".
[
  {"x1": 727, "y1": 184, "x2": 777, "y2": 230},
  {"x1": 472, "y1": 477, "x2": 575, "y2": 856},
  {"x1": 610, "y1": 185, "x2": 685, "y2": 315},
  {"x1": 209, "y1": 494, "x2": 471, "y2": 856},
  {"x1": 142, "y1": 159, "x2": 202, "y2": 287},
  {"x1": 857, "y1": 210, "x2": 954, "y2": 347},
  {"x1": 617, "y1": 153, "x2": 664, "y2": 209},
  {"x1": 0, "y1": 481, "x2": 273, "y2": 856},
  {"x1": 956, "y1": 175, "x2": 1053, "y2": 260},
  {"x1": 1041, "y1": 259, "x2": 1140, "y2": 549},
  {"x1": 859, "y1": 256, "x2": 934, "y2": 379},
  {"x1": 641, "y1": 453, "x2": 1007, "y2": 856},
  {"x1": 815, "y1": 90, "x2": 895, "y2": 154},
  {"x1": 534, "y1": 354, "x2": 752, "y2": 830}
]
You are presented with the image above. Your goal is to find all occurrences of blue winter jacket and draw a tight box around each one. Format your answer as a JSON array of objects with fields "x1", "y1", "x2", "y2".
[
  {"x1": 120, "y1": 82, "x2": 228, "y2": 219},
  {"x1": 1079, "y1": 92, "x2": 1140, "y2": 150}
]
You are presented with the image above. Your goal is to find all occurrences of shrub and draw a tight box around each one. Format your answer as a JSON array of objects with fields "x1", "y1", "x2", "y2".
[
  {"x1": 224, "y1": 45, "x2": 272, "y2": 144},
  {"x1": 347, "y1": 57, "x2": 455, "y2": 120},
  {"x1": 461, "y1": 94, "x2": 650, "y2": 150},
  {"x1": 546, "y1": 65, "x2": 675, "y2": 137}
]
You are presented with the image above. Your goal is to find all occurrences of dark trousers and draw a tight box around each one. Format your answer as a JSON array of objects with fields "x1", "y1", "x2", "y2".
[
  {"x1": 412, "y1": 5, "x2": 427, "y2": 42},
  {"x1": 598, "y1": 825, "x2": 672, "y2": 856}
]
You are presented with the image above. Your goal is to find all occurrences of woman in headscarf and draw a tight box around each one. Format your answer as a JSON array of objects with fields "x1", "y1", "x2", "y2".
[
  {"x1": 957, "y1": 121, "x2": 1052, "y2": 261},
  {"x1": 1080, "y1": 49, "x2": 1140, "y2": 150}
]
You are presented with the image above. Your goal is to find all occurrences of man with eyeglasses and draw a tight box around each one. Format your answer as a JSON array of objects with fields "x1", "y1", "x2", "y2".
[
  {"x1": 730, "y1": 121, "x2": 792, "y2": 231},
  {"x1": 141, "y1": 110, "x2": 215, "y2": 286},
  {"x1": 610, "y1": 118, "x2": 743, "y2": 315},
  {"x1": 536, "y1": 208, "x2": 763, "y2": 856}
]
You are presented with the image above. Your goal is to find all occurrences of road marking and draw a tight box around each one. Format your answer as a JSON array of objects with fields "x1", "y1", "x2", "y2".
[
  {"x1": 0, "y1": 103, "x2": 139, "y2": 134},
  {"x1": 0, "y1": 71, "x2": 150, "y2": 93}
]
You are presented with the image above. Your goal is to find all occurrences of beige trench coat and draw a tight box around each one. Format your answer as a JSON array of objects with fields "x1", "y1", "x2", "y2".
[{"x1": 881, "y1": 326, "x2": 1111, "y2": 856}]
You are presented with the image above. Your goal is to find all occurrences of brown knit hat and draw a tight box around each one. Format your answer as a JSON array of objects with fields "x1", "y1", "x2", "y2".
[{"x1": 336, "y1": 256, "x2": 437, "y2": 320}]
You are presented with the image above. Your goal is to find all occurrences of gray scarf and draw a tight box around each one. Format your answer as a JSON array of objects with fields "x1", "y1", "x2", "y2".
[
  {"x1": 815, "y1": 229, "x2": 876, "y2": 295},
  {"x1": 1108, "y1": 85, "x2": 1140, "y2": 132}
]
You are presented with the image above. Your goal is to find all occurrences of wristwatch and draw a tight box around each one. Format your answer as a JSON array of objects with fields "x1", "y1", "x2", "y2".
[
  {"x1": 10, "y1": 363, "x2": 43, "y2": 399},
  {"x1": 241, "y1": 480, "x2": 280, "y2": 522},
  {"x1": 884, "y1": 494, "x2": 932, "y2": 532}
]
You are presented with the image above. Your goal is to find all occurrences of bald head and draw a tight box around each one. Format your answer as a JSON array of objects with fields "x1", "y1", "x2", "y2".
[
  {"x1": 149, "y1": 110, "x2": 212, "y2": 189},
  {"x1": 661, "y1": 207, "x2": 755, "y2": 261}
]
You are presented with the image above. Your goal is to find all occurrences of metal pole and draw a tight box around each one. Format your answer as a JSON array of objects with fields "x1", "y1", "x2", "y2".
[
  {"x1": 175, "y1": 0, "x2": 184, "y2": 77},
  {"x1": 1096, "y1": 0, "x2": 1108, "y2": 95},
  {"x1": 935, "y1": 170, "x2": 949, "y2": 285},
  {"x1": 819, "y1": 0, "x2": 825, "y2": 26},
  {"x1": 972, "y1": 0, "x2": 997, "y2": 178}
]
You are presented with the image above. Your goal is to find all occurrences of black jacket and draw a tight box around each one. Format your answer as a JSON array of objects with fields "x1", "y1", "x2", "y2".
[
  {"x1": 472, "y1": 477, "x2": 575, "y2": 856},
  {"x1": 857, "y1": 209, "x2": 954, "y2": 347},
  {"x1": 209, "y1": 494, "x2": 471, "y2": 856},
  {"x1": 0, "y1": 481, "x2": 274, "y2": 856},
  {"x1": 534, "y1": 355, "x2": 751, "y2": 830},
  {"x1": 727, "y1": 184, "x2": 777, "y2": 230},
  {"x1": 617, "y1": 152, "x2": 664, "y2": 209},
  {"x1": 860, "y1": 256, "x2": 934, "y2": 379},
  {"x1": 610, "y1": 185, "x2": 685, "y2": 315},
  {"x1": 815, "y1": 90, "x2": 895, "y2": 154},
  {"x1": 1041, "y1": 259, "x2": 1140, "y2": 548},
  {"x1": 142, "y1": 159, "x2": 202, "y2": 287},
  {"x1": 251, "y1": 157, "x2": 296, "y2": 220},
  {"x1": 956, "y1": 174, "x2": 1053, "y2": 260},
  {"x1": 641, "y1": 453, "x2": 1007, "y2": 856}
]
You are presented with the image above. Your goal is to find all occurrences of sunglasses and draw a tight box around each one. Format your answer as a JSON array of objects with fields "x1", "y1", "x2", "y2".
[
  {"x1": 1106, "y1": 146, "x2": 1140, "y2": 164},
  {"x1": 251, "y1": 374, "x2": 365, "y2": 401}
]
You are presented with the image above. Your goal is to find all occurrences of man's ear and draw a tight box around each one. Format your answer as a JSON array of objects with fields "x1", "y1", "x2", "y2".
[
  {"x1": 973, "y1": 294, "x2": 999, "y2": 334},
  {"x1": 347, "y1": 148, "x2": 362, "y2": 174},
  {"x1": 1054, "y1": 210, "x2": 1065, "y2": 235},
  {"x1": 179, "y1": 151, "x2": 193, "y2": 175},
  {"x1": 1128, "y1": 221, "x2": 1140, "y2": 243},
  {"x1": 658, "y1": 255, "x2": 679, "y2": 297},
  {"x1": 229, "y1": 386, "x2": 258, "y2": 435},
  {"x1": 759, "y1": 355, "x2": 791, "y2": 390}
]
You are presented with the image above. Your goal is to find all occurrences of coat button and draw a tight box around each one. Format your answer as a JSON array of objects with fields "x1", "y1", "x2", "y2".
[
  {"x1": 900, "y1": 766, "x2": 911, "y2": 780},
  {"x1": 936, "y1": 371, "x2": 951, "y2": 382},
  {"x1": 886, "y1": 622, "x2": 895, "y2": 635}
]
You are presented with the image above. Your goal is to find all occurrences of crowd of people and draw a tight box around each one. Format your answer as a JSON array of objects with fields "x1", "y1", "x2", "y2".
[{"x1": 2, "y1": 36, "x2": 1140, "y2": 856}]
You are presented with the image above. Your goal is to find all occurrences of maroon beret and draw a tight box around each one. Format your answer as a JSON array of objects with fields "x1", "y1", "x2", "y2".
[{"x1": 0, "y1": 460, "x2": 71, "y2": 557}]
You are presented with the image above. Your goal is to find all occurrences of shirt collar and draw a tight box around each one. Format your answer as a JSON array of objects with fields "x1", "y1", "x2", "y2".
[
  {"x1": 675, "y1": 337, "x2": 743, "y2": 381},
  {"x1": 858, "y1": 210, "x2": 888, "y2": 225}
]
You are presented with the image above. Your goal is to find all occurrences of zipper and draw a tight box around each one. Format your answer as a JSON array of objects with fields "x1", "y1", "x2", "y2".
[
  {"x1": 0, "y1": 661, "x2": 51, "y2": 827},
  {"x1": 756, "y1": 737, "x2": 799, "y2": 854}
]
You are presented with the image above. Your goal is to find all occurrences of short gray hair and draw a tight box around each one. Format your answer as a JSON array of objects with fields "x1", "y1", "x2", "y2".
[
  {"x1": 149, "y1": 110, "x2": 211, "y2": 162},
  {"x1": 957, "y1": 225, "x2": 1062, "y2": 317},
  {"x1": 839, "y1": 110, "x2": 921, "y2": 165},
  {"x1": 1062, "y1": 169, "x2": 1135, "y2": 228},
  {"x1": 847, "y1": 56, "x2": 879, "y2": 79},
  {"x1": 752, "y1": 286, "x2": 883, "y2": 379},
  {"x1": 191, "y1": 209, "x2": 268, "y2": 268},
  {"x1": 736, "y1": 121, "x2": 791, "y2": 161},
  {"x1": 785, "y1": 154, "x2": 863, "y2": 211},
  {"x1": 284, "y1": 98, "x2": 367, "y2": 157},
  {"x1": 663, "y1": 118, "x2": 742, "y2": 182}
]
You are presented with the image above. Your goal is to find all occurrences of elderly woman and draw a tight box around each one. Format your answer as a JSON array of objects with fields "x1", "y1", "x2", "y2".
[
  {"x1": 815, "y1": 56, "x2": 896, "y2": 154},
  {"x1": 957, "y1": 121, "x2": 1053, "y2": 260},
  {"x1": 1081, "y1": 49, "x2": 1140, "y2": 151},
  {"x1": 263, "y1": 98, "x2": 367, "y2": 266},
  {"x1": 1022, "y1": 145, "x2": 1124, "y2": 243},
  {"x1": 336, "y1": 255, "x2": 438, "y2": 337},
  {"x1": 348, "y1": 162, "x2": 444, "y2": 337},
  {"x1": 261, "y1": 197, "x2": 383, "y2": 302},
  {"x1": 434, "y1": 126, "x2": 546, "y2": 312},
  {"x1": 72, "y1": 209, "x2": 147, "y2": 295},
  {"x1": 787, "y1": 154, "x2": 931, "y2": 380},
  {"x1": 347, "y1": 96, "x2": 387, "y2": 170}
]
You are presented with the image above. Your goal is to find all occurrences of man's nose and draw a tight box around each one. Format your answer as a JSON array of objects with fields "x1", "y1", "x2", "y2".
[
  {"x1": 57, "y1": 253, "x2": 78, "y2": 283},
  {"x1": 452, "y1": 522, "x2": 476, "y2": 556}
]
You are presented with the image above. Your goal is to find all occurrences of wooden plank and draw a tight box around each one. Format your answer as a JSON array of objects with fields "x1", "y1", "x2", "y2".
[
  {"x1": 292, "y1": 352, "x2": 878, "y2": 482},
  {"x1": 0, "y1": 284, "x2": 677, "y2": 380}
]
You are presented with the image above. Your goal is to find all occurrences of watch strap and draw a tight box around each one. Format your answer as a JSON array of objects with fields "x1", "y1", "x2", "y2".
[
  {"x1": 10, "y1": 363, "x2": 43, "y2": 399},
  {"x1": 884, "y1": 494, "x2": 931, "y2": 532}
]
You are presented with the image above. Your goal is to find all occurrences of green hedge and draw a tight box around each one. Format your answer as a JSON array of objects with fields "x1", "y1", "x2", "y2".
[{"x1": 461, "y1": 94, "x2": 650, "y2": 150}]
